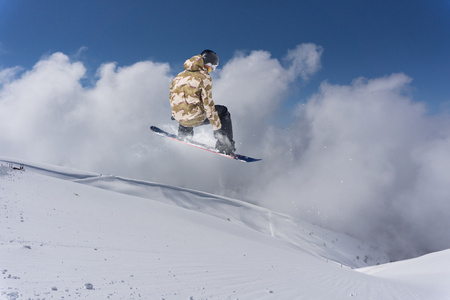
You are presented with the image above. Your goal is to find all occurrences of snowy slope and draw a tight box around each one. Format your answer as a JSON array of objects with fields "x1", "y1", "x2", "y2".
[{"x1": 1, "y1": 157, "x2": 450, "y2": 299}]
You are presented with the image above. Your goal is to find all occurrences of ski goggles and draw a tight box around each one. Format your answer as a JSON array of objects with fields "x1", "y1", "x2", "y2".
[{"x1": 206, "y1": 63, "x2": 218, "y2": 73}]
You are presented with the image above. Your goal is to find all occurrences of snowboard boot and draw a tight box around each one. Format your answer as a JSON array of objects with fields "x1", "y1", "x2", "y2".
[
  {"x1": 215, "y1": 139, "x2": 236, "y2": 155},
  {"x1": 178, "y1": 125, "x2": 194, "y2": 141}
]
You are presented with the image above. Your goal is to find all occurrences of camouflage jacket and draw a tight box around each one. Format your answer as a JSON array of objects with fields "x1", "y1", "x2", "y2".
[{"x1": 169, "y1": 55, "x2": 221, "y2": 130}]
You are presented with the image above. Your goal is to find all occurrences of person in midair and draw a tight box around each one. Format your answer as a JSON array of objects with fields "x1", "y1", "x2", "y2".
[{"x1": 169, "y1": 50, "x2": 235, "y2": 155}]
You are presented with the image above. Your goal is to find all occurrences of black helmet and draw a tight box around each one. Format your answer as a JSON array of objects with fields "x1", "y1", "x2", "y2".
[{"x1": 201, "y1": 50, "x2": 219, "y2": 66}]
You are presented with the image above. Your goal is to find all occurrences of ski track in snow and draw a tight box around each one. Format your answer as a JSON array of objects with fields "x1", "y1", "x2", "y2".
[{"x1": 1, "y1": 157, "x2": 449, "y2": 299}]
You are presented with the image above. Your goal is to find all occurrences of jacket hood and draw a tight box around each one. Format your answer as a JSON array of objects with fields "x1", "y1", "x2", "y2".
[{"x1": 183, "y1": 55, "x2": 206, "y2": 72}]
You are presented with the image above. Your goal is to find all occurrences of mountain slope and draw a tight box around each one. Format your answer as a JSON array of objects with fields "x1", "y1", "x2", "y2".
[{"x1": 1, "y1": 157, "x2": 449, "y2": 299}]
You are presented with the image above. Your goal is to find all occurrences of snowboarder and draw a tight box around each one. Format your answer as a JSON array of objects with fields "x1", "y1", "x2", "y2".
[{"x1": 169, "y1": 50, "x2": 236, "y2": 155}]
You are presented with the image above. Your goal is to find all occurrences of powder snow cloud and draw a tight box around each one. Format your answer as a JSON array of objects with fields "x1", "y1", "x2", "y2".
[
  {"x1": 1, "y1": 44, "x2": 449, "y2": 260},
  {"x1": 252, "y1": 73, "x2": 450, "y2": 259}
]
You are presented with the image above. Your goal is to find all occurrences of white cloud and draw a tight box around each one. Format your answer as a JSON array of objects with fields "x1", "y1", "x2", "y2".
[
  {"x1": 0, "y1": 53, "x2": 85, "y2": 145},
  {"x1": 0, "y1": 52, "x2": 173, "y2": 169},
  {"x1": 215, "y1": 50, "x2": 288, "y2": 117},
  {"x1": 251, "y1": 73, "x2": 450, "y2": 259},
  {"x1": 0, "y1": 66, "x2": 22, "y2": 86},
  {"x1": 285, "y1": 43, "x2": 323, "y2": 80},
  {"x1": 1, "y1": 46, "x2": 449, "y2": 260},
  {"x1": 214, "y1": 44, "x2": 322, "y2": 146}
]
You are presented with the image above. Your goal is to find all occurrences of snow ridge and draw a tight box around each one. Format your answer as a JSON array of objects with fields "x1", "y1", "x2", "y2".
[{"x1": 74, "y1": 174, "x2": 389, "y2": 268}]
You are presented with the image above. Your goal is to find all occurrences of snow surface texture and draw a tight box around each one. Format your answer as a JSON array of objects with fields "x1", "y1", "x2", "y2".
[{"x1": 1, "y1": 157, "x2": 450, "y2": 299}]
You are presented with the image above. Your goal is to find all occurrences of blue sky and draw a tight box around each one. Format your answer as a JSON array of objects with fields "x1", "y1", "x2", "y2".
[{"x1": 0, "y1": 0, "x2": 449, "y2": 112}]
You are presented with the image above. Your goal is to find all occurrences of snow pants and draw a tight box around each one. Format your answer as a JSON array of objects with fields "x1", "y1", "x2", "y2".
[{"x1": 178, "y1": 105, "x2": 234, "y2": 143}]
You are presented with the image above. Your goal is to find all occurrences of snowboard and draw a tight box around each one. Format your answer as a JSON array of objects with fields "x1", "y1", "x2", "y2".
[{"x1": 150, "y1": 126, "x2": 261, "y2": 163}]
